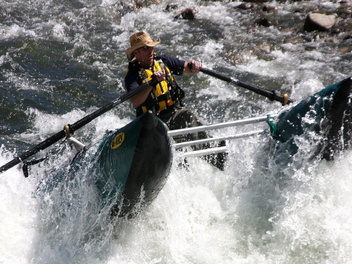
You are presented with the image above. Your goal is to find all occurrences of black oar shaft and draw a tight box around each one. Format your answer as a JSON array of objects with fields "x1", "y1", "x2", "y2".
[
  {"x1": 0, "y1": 79, "x2": 156, "y2": 173},
  {"x1": 200, "y1": 68, "x2": 292, "y2": 105},
  {"x1": 68, "y1": 79, "x2": 158, "y2": 134},
  {"x1": 0, "y1": 131, "x2": 66, "y2": 173}
]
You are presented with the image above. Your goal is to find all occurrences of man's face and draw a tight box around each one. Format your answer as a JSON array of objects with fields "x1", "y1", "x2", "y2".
[{"x1": 133, "y1": 46, "x2": 154, "y2": 68}]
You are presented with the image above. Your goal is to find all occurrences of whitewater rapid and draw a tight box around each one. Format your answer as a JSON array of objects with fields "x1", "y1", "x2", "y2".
[{"x1": 1, "y1": 0, "x2": 352, "y2": 263}]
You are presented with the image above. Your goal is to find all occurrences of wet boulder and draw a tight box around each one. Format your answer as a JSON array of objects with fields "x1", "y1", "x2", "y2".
[
  {"x1": 236, "y1": 3, "x2": 254, "y2": 10},
  {"x1": 262, "y1": 5, "x2": 277, "y2": 12},
  {"x1": 304, "y1": 13, "x2": 336, "y2": 32},
  {"x1": 165, "y1": 4, "x2": 178, "y2": 12},
  {"x1": 174, "y1": 8, "x2": 196, "y2": 20},
  {"x1": 256, "y1": 17, "x2": 275, "y2": 27}
]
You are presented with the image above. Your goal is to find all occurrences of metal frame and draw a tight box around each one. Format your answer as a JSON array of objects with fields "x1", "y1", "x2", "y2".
[
  {"x1": 168, "y1": 115, "x2": 275, "y2": 137},
  {"x1": 169, "y1": 114, "x2": 275, "y2": 157}
]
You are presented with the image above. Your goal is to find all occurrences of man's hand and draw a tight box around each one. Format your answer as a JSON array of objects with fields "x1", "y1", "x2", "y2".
[
  {"x1": 186, "y1": 61, "x2": 202, "y2": 74},
  {"x1": 153, "y1": 70, "x2": 166, "y2": 81}
]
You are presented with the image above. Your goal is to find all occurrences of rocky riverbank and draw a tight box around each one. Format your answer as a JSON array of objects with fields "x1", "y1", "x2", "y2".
[
  {"x1": 118, "y1": 0, "x2": 352, "y2": 59},
  {"x1": 163, "y1": 0, "x2": 352, "y2": 63}
]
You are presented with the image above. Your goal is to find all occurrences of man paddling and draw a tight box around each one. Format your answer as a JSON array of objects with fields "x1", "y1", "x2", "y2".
[
  {"x1": 124, "y1": 30, "x2": 203, "y2": 130},
  {"x1": 124, "y1": 30, "x2": 226, "y2": 170}
]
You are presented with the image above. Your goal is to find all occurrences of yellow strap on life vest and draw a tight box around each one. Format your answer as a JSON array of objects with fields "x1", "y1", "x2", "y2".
[{"x1": 140, "y1": 60, "x2": 178, "y2": 113}]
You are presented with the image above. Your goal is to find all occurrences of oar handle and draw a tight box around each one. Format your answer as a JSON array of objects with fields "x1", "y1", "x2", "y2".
[
  {"x1": 200, "y1": 67, "x2": 292, "y2": 106},
  {"x1": 0, "y1": 79, "x2": 157, "y2": 174}
]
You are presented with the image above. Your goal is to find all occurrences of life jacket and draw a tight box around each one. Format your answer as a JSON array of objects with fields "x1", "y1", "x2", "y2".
[{"x1": 136, "y1": 59, "x2": 185, "y2": 115}]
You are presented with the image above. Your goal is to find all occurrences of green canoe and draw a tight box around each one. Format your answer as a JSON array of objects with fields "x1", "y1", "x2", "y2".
[
  {"x1": 269, "y1": 77, "x2": 352, "y2": 160},
  {"x1": 91, "y1": 111, "x2": 172, "y2": 218}
]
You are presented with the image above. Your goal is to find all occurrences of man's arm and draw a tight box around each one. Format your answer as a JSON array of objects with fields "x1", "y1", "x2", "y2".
[
  {"x1": 129, "y1": 85, "x2": 153, "y2": 108},
  {"x1": 125, "y1": 71, "x2": 165, "y2": 108}
]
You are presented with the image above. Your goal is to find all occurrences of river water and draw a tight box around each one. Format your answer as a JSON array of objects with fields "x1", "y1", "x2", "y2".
[{"x1": 1, "y1": 0, "x2": 352, "y2": 263}]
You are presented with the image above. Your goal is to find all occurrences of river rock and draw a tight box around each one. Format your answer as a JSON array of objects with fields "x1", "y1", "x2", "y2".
[
  {"x1": 165, "y1": 4, "x2": 178, "y2": 12},
  {"x1": 256, "y1": 17, "x2": 274, "y2": 27},
  {"x1": 303, "y1": 13, "x2": 336, "y2": 32},
  {"x1": 236, "y1": 3, "x2": 254, "y2": 10},
  {"x1": 174, "y1": 8, "x2": 196, "y2": 20},
  {"x1": 262, "y1": 5, "x2": 277, "y2": 12}
]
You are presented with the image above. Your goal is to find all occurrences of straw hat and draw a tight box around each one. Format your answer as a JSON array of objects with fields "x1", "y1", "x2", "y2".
[{"x1": 125, "y1": 30, "x2": 160, "y2": 60}]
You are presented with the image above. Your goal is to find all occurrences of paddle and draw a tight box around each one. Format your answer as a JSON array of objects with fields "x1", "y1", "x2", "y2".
[
  {"x1": 200, "y1": 67, "x2": 293, "y2": 106},
  {"x1": 0, "y1": 79, "x2": 157, "y2": 174}
]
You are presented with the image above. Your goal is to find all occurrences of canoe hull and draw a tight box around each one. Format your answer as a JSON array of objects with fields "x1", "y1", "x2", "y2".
[
  {"x1": 271, "y1": 77, "x2": 352, "y2": 160},
  {"x1": 95, "y1": 111, "x2": 172, "y2": 218}
]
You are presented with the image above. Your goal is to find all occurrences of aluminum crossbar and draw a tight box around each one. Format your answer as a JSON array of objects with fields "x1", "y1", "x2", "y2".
[
  {"x1": 168, "y1": 114, "x2": 276, "y2": 137},
  {"x1": 173, "y1": 130, "x2": 265, "y2": 148},
  {"x1": 179, "y1": 146, "x2": 228, "y2": 158}
]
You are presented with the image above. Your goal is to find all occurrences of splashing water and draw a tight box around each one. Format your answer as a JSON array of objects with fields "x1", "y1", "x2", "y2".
[{"x1": 1, "y1": 0, "x2": 352, "y2": 263}]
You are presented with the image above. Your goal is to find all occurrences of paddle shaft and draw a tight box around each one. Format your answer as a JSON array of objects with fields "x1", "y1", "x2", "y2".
[
  {"x1": 0, "y1": 79, "x2": 157, "y2": 173},
  {"x1": 200, "y1": 68, "x2": 292, "y2": 105}
]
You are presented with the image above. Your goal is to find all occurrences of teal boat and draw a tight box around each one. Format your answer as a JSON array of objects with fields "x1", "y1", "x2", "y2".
[
  {"x1": 32, "y1": 111, "x2": 172, "y2": 220},
  {"x1": 2, "y1": 74, "x2": 351, "y2": 220},
  {"x1": 269, "y1": 77, "x2": 352, "y2": 160},
  {"x1": 71, "y1": 76, "x2": 351, "y2": 218},
  {"x1": 60, "y1": 111, "x2": 173, "y2": 218},
  {"x1": 96, "y1": 111, "x2": 172, "y2": 217}
]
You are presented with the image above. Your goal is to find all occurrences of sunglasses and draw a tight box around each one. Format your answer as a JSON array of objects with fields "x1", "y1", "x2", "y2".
[{"x1": 139, "y1": 46, "x2": 153, "y2": 51}]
